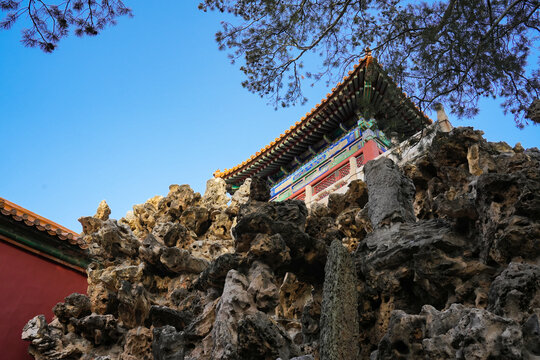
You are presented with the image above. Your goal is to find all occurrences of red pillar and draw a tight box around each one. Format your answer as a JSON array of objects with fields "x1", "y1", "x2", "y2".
[
  {"x1": 0, "y1": 240, "x2": 88, "y2": 360},
  {"x1": 362, "y1": 139, "x2": 380, "y2": 164}
]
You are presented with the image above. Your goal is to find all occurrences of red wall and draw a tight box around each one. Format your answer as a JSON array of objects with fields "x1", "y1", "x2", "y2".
[
  {"x1": 362, "y1": 139, "x2": 382, "y2": 163},
  {"x1": 0, "y1": 240, "x2": 88, "y2": 360}
]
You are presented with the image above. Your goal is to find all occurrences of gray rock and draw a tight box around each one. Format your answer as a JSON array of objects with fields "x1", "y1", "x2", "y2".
[
  {"x1": 232, "y1": 199, "x2": 325, "y2": 270},
  {"x1": 117, "y1": 280, "x2": 150, "y2": 328},
  {"x1": 78, "y1": 217, "x2": 140, "y2": 259},
  {"x1": 247, "y1": 261, "x2": 279, "y2": 312},
  {"x1": 152, "y1": 325, "x2": 184, "y2": 360},
  {"x1": 202, "y1": 177, "x2": 229, "y2": 211},
  {"x1": 476, "y1": 171, "x2": 540, "y2": 264},
  {"x1": 375, "y1": 304, "x2": 524, "y2": 360},
  {"x1": 152, "y1": 222, "x2": 191, "y2": 247},
  {"x1": 139, "y1": 234, "x2": 209, "y2": 274},
  {"x1": 53, "y1": 293, "x2": 92, "y2": 325},
  {"x1": 139, "y1": 233, "x2": 168, "y2": 270},
  {"x1": 193, "y1": 253, "x2": 241, "y2": 291},
  {"x1": 327, "y1": 179, "x2": 369, "y2": 217},
  {"x1": 488, "y1": 262, "x2": 540, "y2": 322},
  {"x1": 522, "y1": 313, "x2": 540, "y2": 357},
  {"x1": 227, "y1": 178, "x2": 251, "y2": 216},
  {"x1": 319, "y1": 240, "x2": 360, "y2": 360},
  {"x1": 247, "y1": 233, "x2": 291, "y2": 267},
  {"x1": 160, "y1": 247, "x2": 210, "y2": 274},
  {"x1": 209, "y1": 269, "x2": 255, "y2": 360},
  {"x1": 355, "y1": 219, "x2": 491, "y2": 312},
  {"x1": 364, "y1": 157, "x2": 416, "y2": 228},
  {"x1": 179, "y1": 206, "x2": 211, "y2": 236},
  {"x1": 147, "y1": 305, "x2": 193, "y2": 332},
  {"x1": 71, "y1": 314, "x2": 124, "y2": 345},
  {"x1": 301, "y1": 293, "x2": 321, "y2": 344},
  {"x1": 237, "y1": 312, "x2": 298, "y2": 360},
  {"x1": 249, "y1": 176, "x2": 271, "y2": 202}
]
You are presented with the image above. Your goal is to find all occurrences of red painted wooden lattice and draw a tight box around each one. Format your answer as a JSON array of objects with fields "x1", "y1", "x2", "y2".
[
  {"x1": 293, "y1": 192, "x2": 306, "y2": 201},
  {"x1": 356, "y1": 153, "x2": 364, "y2": 167},
  {"x1": 312, "y1": 162, "x2": 350, "y2": 195}
]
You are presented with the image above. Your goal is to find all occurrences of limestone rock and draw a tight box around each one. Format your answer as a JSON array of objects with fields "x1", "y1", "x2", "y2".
[
  {"x1": 160, "y1": 247, "x2": 210, "y2": 274},
  {"x1": 205, "y1": 211, "x2": 233, "y2": 240},
  {"x1": 364, "y1": 157, "x2": 416, "y2": 228},
  {"x1": 202, "y1": 177, "x2": 229, "y2": 211},
  {"x1": 21, "y1": 127, "x2": 540, "y2": 360},
  {"x1": 139, "y1": 234, "x2": 168, "y2": 272},
  {"x1": 147, "y1": 305, "x2": 192, "y2": 331},
  {"x1": 209, "y1": 269, "x2": 255, "y2": 360},
  {"x1": 152, "y1": 325, "x2": 184, "y2": 360},
  {"x1": 180, "y1": 206, "x2": 210, "y2": 236},
  {"x1": 301, "y1": 291, "x2": 321, "y2": 344},
  {"x1": 23, "y1": 316, "x2": 91, "y2": 360},
  {"x1": 305, "y1": 203, "x2": 341, "y2": 245},
  {"x1": 488, "y1": 262, "x2": 540, "y2": 322},
  {"x1": 79, "y1": 217, "x2": 140, "y2": 259},
  {"x1": 151, "y1": 222, "x2": 192, "y2": 247},
  {"x1": 121, "y1": 327, "x2": 153, "y2": 360},
  {"x1": 193, "y1": 253, "x2": 241, "y2": 291},
  {"x1": 87, "y1": 262, "x2": 146, "y2": 316},
  {"x1": 184, "y1": 297, "x2": 218, "y2": 340},
  {"x1": 247, "y1": 233, "x2": 291, "y2": 267},
  {"x1": 247, "y1": 261, "x2": 279, "y2": 312},
  {"x1": 336, "y1": 207, "x2": 372, "y2": 252},
  {"x1": 237, "y1": 312, "x2": 299, "y2": 360},
  {"x1": 327, "y1": 180, "x2": 369, "y2": 216},
  {"x1": 227, "y1": 178, "x2": 251, "y2": 216},
  {"x1": 320, "y1": 240, "x2": 360, "y2": 360},
  {"x1": 95, "y1": 200, "x2": 112, "y2": 221},
  {"x1": 163, "y1": 184, "x2": 202, "y2": 217},
  {"x1": 71, "y1": 314, "x2": 124, "y2": 345},
  {"x1": 522, "y1": 313, "x2": 540, "y2": 358},
  {"x1": 476, "y1": 171, "x2": 540, "y2": 264},
  {"x1": 277, "y1": 272, "x2": 313, "y2": 320},
  {"x1": 116, "y1": 281, "x2": 150, "y2": 328},
  {"x1": 375, "y1": 304, "x2": 524, "y2": 360},
  {"x1": 356, "y1": 218, "x2": 493, "y2": 342},
  {"x1": 232, "y1": 199, "x2": 325, "y2": 271},
  {"x1": 53, "y1": 293, "x2": 91, "y2": 325},
  {"x1": 121, "y1": 184, "x2": 203, "y2": 238},
  {"x1": 125, "y1": 195, "x2": 163, "y2": 237},
  {"x1": 249, "y1": 176, "x2": 271, "y2": 202}
]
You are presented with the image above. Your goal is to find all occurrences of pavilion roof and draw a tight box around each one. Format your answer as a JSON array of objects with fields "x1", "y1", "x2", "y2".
[{"x1": 214, "y1": 54, "x2": 431, "y2": 185}]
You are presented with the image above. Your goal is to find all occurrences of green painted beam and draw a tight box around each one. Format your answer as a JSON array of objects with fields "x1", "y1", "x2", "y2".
[{"x1": 0, "y1": 226, "x2": 90, "y2": 269}]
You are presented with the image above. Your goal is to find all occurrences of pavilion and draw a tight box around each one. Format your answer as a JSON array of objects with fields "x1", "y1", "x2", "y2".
[{"x1": 214, "y1": 53, "x2": 432, "y2": 203}]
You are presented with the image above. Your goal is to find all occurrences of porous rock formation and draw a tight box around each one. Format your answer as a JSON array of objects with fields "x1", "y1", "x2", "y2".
[{"x1": 23, "y1": 127, "x2": 539, "y2": 359}]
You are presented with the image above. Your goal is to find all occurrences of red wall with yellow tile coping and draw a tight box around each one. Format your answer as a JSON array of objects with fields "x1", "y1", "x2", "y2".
[{"x1": 0, "y1": 240, "x2": 87, "y2": 359}]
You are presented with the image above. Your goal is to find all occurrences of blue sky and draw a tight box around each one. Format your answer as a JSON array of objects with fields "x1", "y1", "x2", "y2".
[{"x1": 1, "y1": 2, "x2": 538, "y2": 231}]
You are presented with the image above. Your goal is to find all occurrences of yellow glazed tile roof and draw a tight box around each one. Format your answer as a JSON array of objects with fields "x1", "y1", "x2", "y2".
[{"x1": 0, "y1": 197, "x2": 86, "y2": 249}]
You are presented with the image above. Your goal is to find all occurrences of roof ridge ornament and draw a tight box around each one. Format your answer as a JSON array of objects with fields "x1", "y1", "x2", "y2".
[{"x1": 364, "y1": 46, "x2": 372, "y2": 57}]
